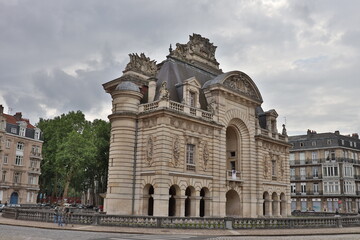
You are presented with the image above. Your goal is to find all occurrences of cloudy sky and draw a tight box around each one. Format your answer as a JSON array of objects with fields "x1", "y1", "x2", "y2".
[{"x1": 1, "y1": 0, "x2": 359, "y2": 136}]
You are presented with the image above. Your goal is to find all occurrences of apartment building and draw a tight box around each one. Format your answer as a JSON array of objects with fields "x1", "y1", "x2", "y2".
[
  {"x1": 289, "y1": 130, "x2": 360, "y2": 213},
  {"x1": 0, "y1": 105, "x2": 42, "y2": 204}
]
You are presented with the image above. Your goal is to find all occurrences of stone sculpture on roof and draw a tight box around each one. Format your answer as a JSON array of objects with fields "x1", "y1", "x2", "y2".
[{"x1": 123, "y1": 53, "x2": 157, "y2": 77}]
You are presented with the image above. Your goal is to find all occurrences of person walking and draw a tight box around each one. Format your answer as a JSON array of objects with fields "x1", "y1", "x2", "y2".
[
  {"x1": 57, "y1": 205, "x2": 64, "y2": 227},
  {"x1": 53, "y1": 206, "x2": 58, "y2": 224}
]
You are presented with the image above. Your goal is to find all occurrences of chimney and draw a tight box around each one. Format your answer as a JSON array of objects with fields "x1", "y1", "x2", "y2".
[
  {"x1": 334, "y1": 130, "x2": 340, "y2": 135},
  {"x1": 352, "y1": 133, "x2": 359, "y2": 139},
  {"x1": 0, "y1": 105, "x2": 3, "y2": 114},
  {"x1": 14, "y1": 112, "x2": 22, "y2": 121}
]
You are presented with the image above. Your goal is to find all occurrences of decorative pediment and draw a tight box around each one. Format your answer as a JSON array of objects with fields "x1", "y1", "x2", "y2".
[
  {"x1": 123, "y1": 53, "x2": 157, "y2": 77},
  {"x1": 203, "y1": 71, "x2": 263, "y2": 103},
  {"x1": 184, "y1": 77, "x2": 201, "y2": 88}
]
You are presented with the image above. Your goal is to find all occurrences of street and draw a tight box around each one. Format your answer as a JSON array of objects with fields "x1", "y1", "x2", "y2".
[{"x1": 1, "y1": 224, "x2": 360, "y2": 240}]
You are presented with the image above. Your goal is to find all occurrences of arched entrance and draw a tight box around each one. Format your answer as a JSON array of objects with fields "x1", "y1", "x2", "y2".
[
  {"x1": 143, "y1": 184, "x2": 154, "y2": 216},
  {"x1": 10, "y1": 192, "x2": 19, "y2": 204},
  {"x1": 199, "y1": 187, "x2": 210, "y2": 217},
  {"x1": 185, "y1": 186, "x2": 195, "y2": 217},
  {"x1": 226, "y1": 189, "x2": 240, "y2": 216},
  {"x1": 263, "y1": 192, "x2": 270, "y2": 216},
  {"x1": 168, "y1": 185, "x2": 180, "y2": 216}
]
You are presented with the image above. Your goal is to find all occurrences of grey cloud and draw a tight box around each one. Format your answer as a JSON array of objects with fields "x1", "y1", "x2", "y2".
[{"x1": 1, "y1": 0, "x2": 360, "y2": 137}]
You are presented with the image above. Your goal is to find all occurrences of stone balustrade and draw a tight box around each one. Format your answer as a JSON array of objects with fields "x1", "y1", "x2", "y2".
[
  {"x1": 139, "y1": 100, "x2": 214, "y2": 122},
  {"x1": 3, "y1": 208, "x2": 360, "y2": 229}
]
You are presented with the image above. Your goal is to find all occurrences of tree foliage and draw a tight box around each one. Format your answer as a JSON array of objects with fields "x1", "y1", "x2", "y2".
[{"x1": 37, "y1": 111, "x2": 110, "y2": 200}]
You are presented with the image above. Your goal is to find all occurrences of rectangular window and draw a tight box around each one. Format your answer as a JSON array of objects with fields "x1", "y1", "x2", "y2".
[
  {"x1": 313, "y1": 167, "x2": 319, "y2": 178},
  {"x1": 14, "y1": 172, "x2": 21, "y2": 183},
  {"x1": 323, "y1": 165, "x2": 339, "y2": 177},
  {"x1": 19, "y1": 127, "x2": 25, "y2": 136},
  {"x1": 6, "y1": 139, "x2": 10, "y2": 148},
  {"x1": 2, "y1": 171, "x2": 6, "y2": 182},
  {"x1": 189, "y1": 92, "x2": 196, "y2": 107},
  {"x1": 291, "y1": 183, "x2": 296, "y2": 193},
  {"x1": 312, "y1": 151, "x2": 318, "y2": 163},
  {"x1": 300, "y1": 167, "x2": 306, "y2": 178},
  {"x1": 299, "y1": 152, "x2": 305, "y2": 164},
  {"x1": 35, "y1": 131, "x2": 40, "y2": 140},
  {"x1": 11, "y1": 127, "x2": 17, "y2": 134},
  {"x1": 15, "y1": 155, "x2": 23, "y2": 166},
  {"x1": 289, "y1": 153, "x2": 295, "y2": 165},
  {"x1": 17, "y1": 142, "x2": 24, "y2": 151},
  {"x1": 186, "y1": 144, "x2": 195, "y2": 171},
  {"x1": 271, "y1": 160, "x2": 277, "y2": 177},
  {"x1": 28, "y1": 175, "x2": 36, "y2": 185},
  {"x1": 3, "y1": 155, "x2": 8, "y2": 164},
  {"x1": 313, "y1": 183, "x2": 319, "y2": 194},
  {"x1": 301, "y1": 183, "x2": 306, "y2": 194},
  {"x1": 290, "y1": 168, "x2": 295, "y2": 177},
  {"x1": 30, "y1": 160, "x2": 37, "y2": 168}
]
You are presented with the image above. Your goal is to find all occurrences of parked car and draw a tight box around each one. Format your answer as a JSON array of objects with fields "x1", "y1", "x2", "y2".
[{"x1": 0, "y1": 204, "x2": 5, "y2": 212}]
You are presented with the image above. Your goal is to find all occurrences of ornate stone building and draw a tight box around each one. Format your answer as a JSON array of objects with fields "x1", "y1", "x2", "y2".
[
  {"x1": 103, "y1": 34, "x2": 291, "y2": 217},
  {"x1": 0, "y1": 105, "x2": 42, "y2": 205}
]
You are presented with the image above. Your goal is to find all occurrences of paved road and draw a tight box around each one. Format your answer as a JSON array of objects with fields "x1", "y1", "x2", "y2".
[
  {"x1": 1, "y1": 224, "x2": 360, "y2": 240},
  {"x1": 0, "y1": 224, "x2": 210, "y2": 240}
]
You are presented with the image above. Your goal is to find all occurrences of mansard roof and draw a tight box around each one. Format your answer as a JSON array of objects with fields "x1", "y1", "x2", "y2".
[{"x1": 3, "y1": 113, "x2": 35, "y2": 129}]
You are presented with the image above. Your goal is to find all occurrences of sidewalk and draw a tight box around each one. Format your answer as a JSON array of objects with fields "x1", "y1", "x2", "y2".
[{"x1": 1, "y1": 214, "x2": 360, "y2": 236}]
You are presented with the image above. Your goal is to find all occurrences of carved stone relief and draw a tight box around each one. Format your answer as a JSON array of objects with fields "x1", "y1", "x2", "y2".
[
  {"x1": 160, "y1": 82, "x2": 170, "y2": 100},
  {"x1": 123, "y1": 53, "x2": 157, "y2": 77},
  {"x1": 146, "y1": 136, "x2": 154, "y2": 166},
  {"x1": 263, "y1": 155, "x2": 270, "y2": 179},
  {"x1": 223, "y1": 75, "x2": 260, "y2": 101},
  {"x1": 172, "y1": 137, "x2": 181, "y2": 167},
  {"x1": 202, "y1": 141, "x2": 209, "y2": 171}
]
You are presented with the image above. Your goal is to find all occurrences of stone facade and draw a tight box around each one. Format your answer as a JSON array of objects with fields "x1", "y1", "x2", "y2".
[
  {"x1": 103, "y1": 34, "x2": 291, "y2": 217},
  {"x1": 0, "y1": 105, "x2": 42, "y2": 205},
  {"x1": 289, "y1": 130, "x2": 360, "y2": 213}
]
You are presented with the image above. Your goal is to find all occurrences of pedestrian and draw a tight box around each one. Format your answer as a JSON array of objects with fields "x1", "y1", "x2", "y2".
[
  {"x1": 54, "y1": 206, "x2": 58, "y2": 224},
  {"x1": 57, "y1": 205, "x2": 64, "y2": 227}
]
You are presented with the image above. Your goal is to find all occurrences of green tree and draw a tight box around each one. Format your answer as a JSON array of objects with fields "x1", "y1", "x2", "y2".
[{"x1": 37, "y1": 111, "x2": 110, "y2": 202}]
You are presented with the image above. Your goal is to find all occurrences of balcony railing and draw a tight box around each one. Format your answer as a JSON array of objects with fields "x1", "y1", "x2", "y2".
[
  {"x1": 226, "y1": 170, "x2": 243, "y2": 182},
  {"x1": 139, "y1": 99, "x2": 214, "y2": 121},
  {"x1": 290, "y1": 158, "x2": 360, "y2": 166}
]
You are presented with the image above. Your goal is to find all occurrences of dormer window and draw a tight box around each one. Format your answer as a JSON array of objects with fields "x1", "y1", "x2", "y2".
[
  {"x1": 178, "y1": 77, "x2": 201, "y2": 109},
  {"x1": 19, "y1": 127, "x2": 25, "y2": 137},
  {"x1": 11, "y1": 128, "x2": 17, "y2": 134}
]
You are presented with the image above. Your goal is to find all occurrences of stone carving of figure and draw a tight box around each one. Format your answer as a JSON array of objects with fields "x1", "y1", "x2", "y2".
[
  {"x1": 124, "y1": 53, "x2": 157, "y2": 76},
  {"x1": 160, "y1": 82, "x2": 170, "y2": 100},
  {"x1": 173, "y1": 138, "x2": 180, "y2": 166},
  {"x1": 146, "y1": 136, "x2": 153, "y2": 166},
  {"x1": 207, "y1": 99, "x2": 217, "y2": 114},
  {"x1": 203, "y1": 142, "x2": 209, "y2": 170},
  {"x1": 263, "y1": 155, "x2": 270, "y2": 179},
  {"x1": 282, "y1": 124, "x2": 287, "y2": 136}
]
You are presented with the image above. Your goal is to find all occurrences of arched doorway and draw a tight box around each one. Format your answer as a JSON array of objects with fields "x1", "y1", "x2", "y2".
[
  {"x1": 10, "y1": 192, "x2": 19, "y2": 204},
  {"x1": 185, "y1": 186, "x2": 195, "y2": 217},
  {"x1": 199, "y1": 187, "x2": 210, "y2": 217},
  {"x1": 168, "y1": 185, "x2": 180, "y2": 216},
  {"x1": 226, "y1": 189, "x2": 240, "y2": 216},
  {"x1": 143, "y1": 184, "x2": 154, "y2": 216},
  {"x1": 280, "y1": 192, "x2": 286, "y2": 216},
  {"x1": 263, "y1": 192, "x2": 270, "y2": 216}
]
